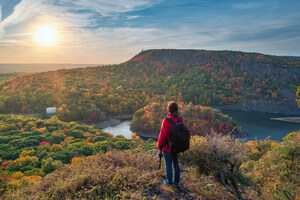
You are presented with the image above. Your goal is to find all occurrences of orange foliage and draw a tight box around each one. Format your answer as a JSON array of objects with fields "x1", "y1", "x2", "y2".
[
  {"x1": 245, "y1": 140, "x2": 258, "y2": 151},
  {"x1": 71, "y1": 157, "x2": 82, "y2": 165},
  {"x1": 64, "y1": 136, "x2": 74, "y2": 141}
]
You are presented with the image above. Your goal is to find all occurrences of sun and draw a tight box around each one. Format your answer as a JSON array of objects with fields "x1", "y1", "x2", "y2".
[{"x1": 34, "y1": 25, "x2": 58, "y2": 46}]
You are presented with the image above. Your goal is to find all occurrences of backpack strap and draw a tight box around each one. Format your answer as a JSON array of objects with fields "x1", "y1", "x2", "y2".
[
  {"x1": 178, "y1": 116, "x2": 182, "y2": 123},
  {"x1": 165, "y1": 117, "x2": 182, "y2": 124},
  {"x1": 165, "y1": 117, "x2": 175, "y2": 125}
]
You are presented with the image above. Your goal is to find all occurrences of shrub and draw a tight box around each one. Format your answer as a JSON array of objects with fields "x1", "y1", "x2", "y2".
[
  {"x1": 182, "y1": 134, "x2": 248, "y2": 199},
  {"x1": 41, "y1": 157, "x2": 63, "y2": 174},
  {"x1": 241, "y1": 131, "x2": 300, "y2": 199},
  {"x1": 50, "y1": 144, "x2": 63, "y2": 152}
]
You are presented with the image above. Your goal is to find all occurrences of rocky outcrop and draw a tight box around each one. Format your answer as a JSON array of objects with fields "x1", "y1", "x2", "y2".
[{"x1": 239, "y1": 62, "x2": 300, "y2": 85}]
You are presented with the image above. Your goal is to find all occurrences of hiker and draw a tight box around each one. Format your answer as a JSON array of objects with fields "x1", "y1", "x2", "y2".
[{"x1": 158, "y1": 102, "x2": 189, "y2": 186}]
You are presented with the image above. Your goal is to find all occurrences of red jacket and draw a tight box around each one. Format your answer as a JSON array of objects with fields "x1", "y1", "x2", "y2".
[{"x1": 157, "y1": 114, "x2": 185, "y2": 152}]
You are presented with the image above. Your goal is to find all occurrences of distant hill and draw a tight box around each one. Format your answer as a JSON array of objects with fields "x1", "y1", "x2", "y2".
[
  {"x1": 0, "y1": 49, "x2": 299, "y2": 121},
  {"x1": 0, "y1": 72, "x2": 30, "y2": 83},
  {"x1": 130, "y1": 49, "x2": 300, "y2": 66},
  {"x1": 281, "y1": 56, "x2": 300, "y2": 60},
  {"x1": 0, "y1": 63, "x2": 103, "y2": 73}
]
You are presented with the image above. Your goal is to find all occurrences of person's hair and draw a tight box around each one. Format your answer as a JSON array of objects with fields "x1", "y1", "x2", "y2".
[{"x1": 168, "y1": 102, "x2": 178, "y2": 118}]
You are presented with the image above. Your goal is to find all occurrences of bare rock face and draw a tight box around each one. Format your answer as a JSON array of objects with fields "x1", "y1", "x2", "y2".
[
  {"x1": 239, "y1": 62, "x2": 300, "y2": 85},
  {"x1": 237, "y1": 62, "x2": 300, "y2": 114}
]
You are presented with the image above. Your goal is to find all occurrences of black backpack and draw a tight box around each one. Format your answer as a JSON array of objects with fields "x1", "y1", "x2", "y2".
[{"x1": 165, "y1": 117, "x2": 190, "y2": 153}]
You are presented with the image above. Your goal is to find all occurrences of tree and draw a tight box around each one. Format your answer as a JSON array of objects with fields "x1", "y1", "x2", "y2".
[{"x1": 41, "y1": 157, "x2": 63, "y2": 174}]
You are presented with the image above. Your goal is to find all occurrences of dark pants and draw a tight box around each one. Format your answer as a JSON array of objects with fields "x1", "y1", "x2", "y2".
[{"x1": 162, "y1": 150, "x2": 180, "y2": 184}]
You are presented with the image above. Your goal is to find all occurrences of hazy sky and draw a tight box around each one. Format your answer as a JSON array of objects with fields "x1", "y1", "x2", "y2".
[{"x1": 0, "y1": 0, "x2": 299, "y2": 64}]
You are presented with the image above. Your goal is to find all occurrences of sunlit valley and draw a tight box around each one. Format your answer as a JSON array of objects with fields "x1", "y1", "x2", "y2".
[{"x1": 0, "y1": 1, "x2": 299, "y2": 199}]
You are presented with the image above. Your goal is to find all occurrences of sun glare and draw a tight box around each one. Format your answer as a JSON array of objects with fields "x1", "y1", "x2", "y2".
[{"x1": 34, "y1": 25, "x2": 58, "y2": 46}]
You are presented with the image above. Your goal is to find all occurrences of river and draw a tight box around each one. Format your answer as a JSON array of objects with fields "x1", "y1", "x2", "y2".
[{"x1": 102, "y1": 111, "x2": 300, "y2": 142}]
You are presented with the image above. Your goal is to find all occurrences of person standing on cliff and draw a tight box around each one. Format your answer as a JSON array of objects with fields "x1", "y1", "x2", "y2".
[{"x1": 157, "y1": 102, "x2": 187, "y2": 186}]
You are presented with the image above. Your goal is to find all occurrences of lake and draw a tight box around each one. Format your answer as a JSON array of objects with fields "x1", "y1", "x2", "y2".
[
  {"x1": 102, "y1": 111, "x2": 300, "y2": 142},
  {"x1": 102, "y1": 120, "x2": 133, "y2": 139},
  {"x1": 221, "y1": 110, "x2": 300, "y2": 142}
]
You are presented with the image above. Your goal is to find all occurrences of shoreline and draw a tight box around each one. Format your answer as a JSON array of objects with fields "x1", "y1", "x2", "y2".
[
  {"x1": 133, "y1": 129, "x2": 248, "y2": 141},
  {"x1": 77, "y1": 114, "x2": 133, "y2": 129},
  {"x1": 133, "y1": 131, "x2": 159, "y2": 141},
  {"x1": 270, "y1": 117, "x2": 300, "y2": 123},
  {"x1": 210, "y1": 105, "x2": 300, "y2": 115}
]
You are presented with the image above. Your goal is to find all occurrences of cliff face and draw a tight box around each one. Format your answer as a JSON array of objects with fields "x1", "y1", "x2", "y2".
[
  {"x1": 236, "y1": 62, "x2": 300, "y2": 114},
  {"x1": 239, "y1": 63, "x2": 300, "y2": 85}
]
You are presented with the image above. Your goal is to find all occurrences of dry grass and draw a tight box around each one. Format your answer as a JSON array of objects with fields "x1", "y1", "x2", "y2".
[
  {"x1": 4, "y1": 150, "x2": 246, "y2": 200},
  {"x1": 181, "y1": 167, "x2": 234, "y2": 200},
  {"x1": 5, "y1": 151, "x2": 161, "y2": 199}
]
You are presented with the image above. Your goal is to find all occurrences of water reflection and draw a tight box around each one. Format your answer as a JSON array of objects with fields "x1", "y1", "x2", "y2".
[{"x1": 102, "y1": 120, "x2": 133, "y2": 139}]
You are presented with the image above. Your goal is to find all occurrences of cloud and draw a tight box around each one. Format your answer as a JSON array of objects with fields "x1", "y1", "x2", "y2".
[
  {"x1": 0, "y1": 0, "x2": 161, "y2": 38},
  {"x1": 232, "y1": 2, "x2": 260, "y2": 9},
  {"x1": 58, "y1": 25, "x2": 219, "y2": 55},
  {"x1": 0, "y1": 0, "x2": 51, "y2": 29},
  {"x1": 0, "y1": 0, "x2": 163, "y2": 59},
  {"x1": 127, "y1": 15, "x2": 142, "y2": 20},
  {"x1": 52, "y1": 0, "x2": 161, "y2": 28},
  {"x1": 226, "y1": 25, "x2": 300, "y2": 43},
  {"x1": 58, "y1": 0, "x2": 161, "y2": 16},
  {"x1": 0, "y1": 4, "x2": 3, "y2": 38},
  {"x1": 0, "y1": 4, "x2": 2, "y2": 21}
]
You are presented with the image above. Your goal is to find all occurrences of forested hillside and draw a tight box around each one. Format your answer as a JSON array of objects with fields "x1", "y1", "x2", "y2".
[
  {"x1": 0, "y1": 72, "x2": 29, "y2": 84},
  {"x1": 0, "y1": 49, "x2": 299, "y2": 122}
]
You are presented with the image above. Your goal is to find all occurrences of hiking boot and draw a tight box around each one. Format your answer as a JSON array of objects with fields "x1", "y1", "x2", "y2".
[
  {"x1": 163, "y1": 179, "x2": 171, "y2": 186},
  {"x1": 173, "y1": 182, "x2": 180, "y2": 187}
]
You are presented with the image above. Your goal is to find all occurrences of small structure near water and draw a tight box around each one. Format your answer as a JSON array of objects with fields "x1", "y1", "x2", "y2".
[{"x1": 46, "y1": 107, "x2": 57, "y2": 114}]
